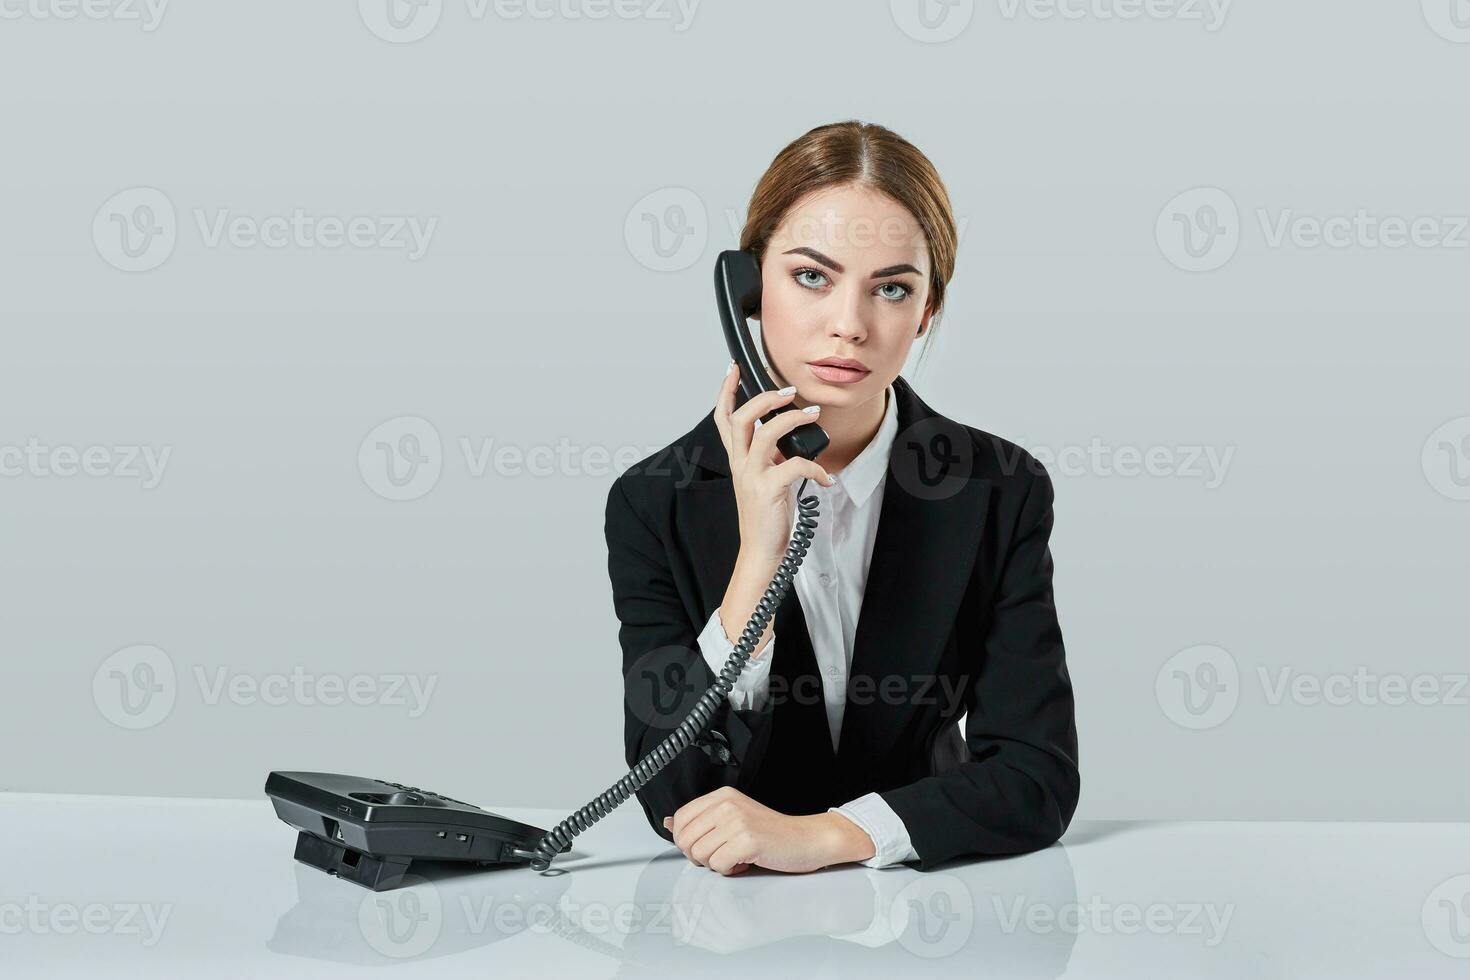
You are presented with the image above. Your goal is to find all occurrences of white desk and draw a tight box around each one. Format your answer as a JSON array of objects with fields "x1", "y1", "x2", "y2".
[{"x1": 4, "y1": 792, "x2": 1466, "y2": 977}]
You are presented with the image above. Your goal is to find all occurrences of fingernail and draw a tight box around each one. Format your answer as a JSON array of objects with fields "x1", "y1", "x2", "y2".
[
  {"x1": 663, "y1": 816, "x2": 671, "y2": 826},
  {"x1": 723, "y1": 362, "x2": 733, "y2": 378},
  {"x1": 802, "y1": 405, "x2": 821, "y2": 414},
  {"x1": 777, "y1": 385, "x2": 796, "y2": 396}
]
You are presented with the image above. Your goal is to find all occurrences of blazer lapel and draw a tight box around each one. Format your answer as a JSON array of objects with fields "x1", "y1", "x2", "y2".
[
  {"x1": 834, "y1": 378, "x2": 993, "y2": 783},
  {"x1": 672, "y1": 460, "x2": 841, "y2": 773},
  {"x1": 667, "y1": 376, "x2": 992, "y2": 787}
]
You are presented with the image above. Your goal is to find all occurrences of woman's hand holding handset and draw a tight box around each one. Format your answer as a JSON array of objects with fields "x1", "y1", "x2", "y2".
[{"x1": 711, "y1": 361, "x2": 835, "y2": 658}]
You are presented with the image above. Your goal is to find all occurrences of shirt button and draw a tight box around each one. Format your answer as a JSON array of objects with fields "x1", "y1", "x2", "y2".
[
  {"x1": 826, "y1": 665, "x2": 840, "y2": 676},
  {"x1": 819, "y1": 573, "x2": 833, "y2": 587}
]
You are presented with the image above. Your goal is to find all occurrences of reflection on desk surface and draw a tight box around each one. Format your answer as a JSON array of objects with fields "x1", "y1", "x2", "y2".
[{"x1": 4, "y1": 793, "x2": 1467, "y2": 978}]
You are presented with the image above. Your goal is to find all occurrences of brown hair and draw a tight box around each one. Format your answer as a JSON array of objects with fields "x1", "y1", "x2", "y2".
[{"x1": 739, "y1": 120, "x2": 958, "y2": 366}]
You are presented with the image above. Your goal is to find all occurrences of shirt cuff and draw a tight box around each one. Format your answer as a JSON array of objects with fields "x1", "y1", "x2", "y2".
[
  {"x1": 830, "y1": 792, "x2": 919, "y2": 869},
  {"x1": 697, "y1": 608, "x2": 774, "y2": 712}
]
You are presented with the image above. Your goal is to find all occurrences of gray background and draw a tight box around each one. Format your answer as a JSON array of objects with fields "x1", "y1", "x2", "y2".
[{"x1": 2, "y1": 0, "x2": 1466, "y2": 821}]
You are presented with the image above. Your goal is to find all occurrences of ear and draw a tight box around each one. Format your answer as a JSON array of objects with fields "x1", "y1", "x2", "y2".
[{"x1": 916, "y1": 301, "x2": 934, "y2": 337}]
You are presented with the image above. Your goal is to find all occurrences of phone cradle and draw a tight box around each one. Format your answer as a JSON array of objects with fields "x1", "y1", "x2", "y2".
[{"x1": 292, "y1": 831, "x2": 414, "y2": 891}]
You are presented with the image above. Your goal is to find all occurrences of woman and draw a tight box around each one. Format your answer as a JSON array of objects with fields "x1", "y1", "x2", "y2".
[{"x1": 606, "y1": 120, "x2": 1079, "y2": 876}]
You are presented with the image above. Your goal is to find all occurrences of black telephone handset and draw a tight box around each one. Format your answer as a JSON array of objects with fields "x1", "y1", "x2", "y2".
[
  {"x1": 715, "y1": 249, "x2": 830, "y2": 463},
  {"x1": 266, "y1": 252, "x2": 831, "y2": 882}
]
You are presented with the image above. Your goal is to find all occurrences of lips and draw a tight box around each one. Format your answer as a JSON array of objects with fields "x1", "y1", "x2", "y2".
[{"x1": 807, "y1": 359, "x2": 871, "y2": 384}]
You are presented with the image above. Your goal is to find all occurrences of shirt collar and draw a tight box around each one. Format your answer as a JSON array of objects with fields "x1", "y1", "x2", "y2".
[{"x1": 825, "y1": 383, "x2": 898, "y2": 508}]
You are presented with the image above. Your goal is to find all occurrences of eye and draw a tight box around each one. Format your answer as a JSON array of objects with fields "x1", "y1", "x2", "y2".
[
  {"x1": 792, "y1": 267, "x2": 829, "y2": 290},
  {"x1": 876, "y1": 281, "x2": 914, "y2": 303},
  {"x1": 793, "y1": 266, "x2": 916, "y2": 304}
]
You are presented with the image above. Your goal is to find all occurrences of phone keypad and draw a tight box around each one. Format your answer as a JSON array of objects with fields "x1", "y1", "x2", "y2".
[{"x1": 375, "y1": 779, "x2": 479, "y2": 809}]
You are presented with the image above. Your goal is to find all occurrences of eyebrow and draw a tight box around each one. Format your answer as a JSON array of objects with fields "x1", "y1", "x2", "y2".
[{"x1": 782, "y1": 246, "x2": 921, "y2": 279}]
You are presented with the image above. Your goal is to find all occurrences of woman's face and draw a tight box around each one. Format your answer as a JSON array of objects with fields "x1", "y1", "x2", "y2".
[{"x1": 758, "y1": 183, "x2": 933, "y2": 408}]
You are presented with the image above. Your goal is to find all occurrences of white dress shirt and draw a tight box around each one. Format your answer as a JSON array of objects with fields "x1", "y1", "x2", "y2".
[{"x1": 696, "y1": 383, "x2": 920, "y2": 869}]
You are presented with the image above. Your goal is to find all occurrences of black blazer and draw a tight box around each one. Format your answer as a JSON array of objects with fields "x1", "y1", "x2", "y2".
[{"x1": 604, "y1": 374, "x2": 1080, "y2": 870}]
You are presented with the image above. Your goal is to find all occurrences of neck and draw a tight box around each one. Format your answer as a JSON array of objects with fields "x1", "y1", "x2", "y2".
[{"x1": 792, "y1": 384, "x2": 888, "y2": 475}]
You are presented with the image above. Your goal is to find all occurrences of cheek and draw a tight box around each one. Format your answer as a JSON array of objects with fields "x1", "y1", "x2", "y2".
[
  {"x1": 760, "y1": 280, "x2": 803, "y2": 320},
  {"x1": 757, "y1": 289, "x2": 807, "y2": 343}
]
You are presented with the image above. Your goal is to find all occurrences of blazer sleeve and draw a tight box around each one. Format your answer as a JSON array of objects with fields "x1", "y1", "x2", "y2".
[
  {"x1": 877, "y1": 462, "x2": 1081, "y2": 870},
  {"x1": 605, "y1": 477, "x2": 779, "y2": 845}
]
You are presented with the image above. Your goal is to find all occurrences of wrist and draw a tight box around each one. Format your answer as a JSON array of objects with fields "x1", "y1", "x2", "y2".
[
  {"x1": 724, "y1": 553, "x2": 781, "y2": 656},
  {"x1": 734, "y1": 548, "x2": 782, "y2": 579},
  {"x1": 811, "y1": 811, "x2": 877, "y2": 866}
]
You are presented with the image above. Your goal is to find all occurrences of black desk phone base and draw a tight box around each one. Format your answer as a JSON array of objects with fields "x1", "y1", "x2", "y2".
[
  {"x1": 265, "y1": 251, "x2": 830, "y2": 884},
  {"x1": 264, "y1": 772, "x2": 564, "y2": 890}
]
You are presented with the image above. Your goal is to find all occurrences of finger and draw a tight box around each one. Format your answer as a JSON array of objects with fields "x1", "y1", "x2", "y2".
[
  {"x1": 768, "y1": 456, "x2": 835, "y2": 490},
  {"x1": 667, "y1": 790, "x2": 724, "y2": 842},
  {"x1": 707, "y1": 840, "x2": 754, "y2": 876},
  {"x1": 712, "y1": 361, "x2": 737, "y2": 451},
  {"x1": 728, "y1": 387, "x2": 799, "y2": 466},
  {"x1": 749, "y1": 405, "x2": 823, "y2": 466},
  {"x1": 729, "y1": 385, "x2": 801, "y2": 430},
  {"x1": 688, "y1": 820, "x2": 732, "y2": 868},
  {"x1": 674, "y1": 804, "x2": 729, "y2": 864}
]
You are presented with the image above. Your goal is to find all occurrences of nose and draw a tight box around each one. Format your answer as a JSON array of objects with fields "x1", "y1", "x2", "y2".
[{"x1": 826, "y1": 286, "x2": 869, "y2": 344}]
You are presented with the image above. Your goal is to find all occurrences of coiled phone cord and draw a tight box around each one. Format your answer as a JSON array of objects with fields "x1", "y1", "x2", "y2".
[{"x1": 522, "y1": 478, "x2": 820, "y2": 873}]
